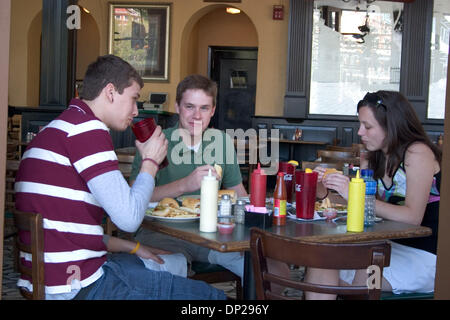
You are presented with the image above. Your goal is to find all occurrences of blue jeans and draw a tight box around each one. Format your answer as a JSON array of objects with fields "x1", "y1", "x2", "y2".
[{"x1": 84, "y1": 253, "x2": 226, "y2": 300}]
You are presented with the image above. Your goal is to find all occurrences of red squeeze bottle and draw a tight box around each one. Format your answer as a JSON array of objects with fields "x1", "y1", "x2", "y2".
[
  {"x1": 250, "y1": 163, "x2": 267, "y2": 207},
  {"x1": 273, "y1": 172, "x2": 287, "y2": 226}
]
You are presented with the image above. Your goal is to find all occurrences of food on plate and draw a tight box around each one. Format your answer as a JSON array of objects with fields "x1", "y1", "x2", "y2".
[
  {"x1": 182, "y1": 197, "x2": 200, "y2": 210},
  {"x1": 218, "y1": 189, "x2": 236, "y2": 203},
  {"x1": 158, "y1": 197, "x2": 179, "y2": 209},
  {"x1": 315, "y1": 198, "x2": 347, "y2": 212},
  {"x1": 214, "y1": 164, "x2": 223, "y2": 179},
  {"x1": 181, "y1": 197, "x2": 201, "y2": 214},
  {"x1": 323, "y1": 168, "x2": 343, "y2": 179},
  {"x1": 151, "y1": 197, "x2": 198, "y2": 218}
]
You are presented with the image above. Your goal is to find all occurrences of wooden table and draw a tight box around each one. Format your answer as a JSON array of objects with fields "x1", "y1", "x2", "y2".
[{"x1": 141, "y1": 216, "x2": 431, "y2": 299}]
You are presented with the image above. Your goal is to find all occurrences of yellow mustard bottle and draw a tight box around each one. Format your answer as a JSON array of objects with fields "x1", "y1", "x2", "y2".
[{"x1": 347, "y1": 170, "x2": 366, "y2": 232}]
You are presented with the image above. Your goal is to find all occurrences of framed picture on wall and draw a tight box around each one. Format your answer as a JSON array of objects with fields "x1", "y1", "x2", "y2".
[{"x1": 108, "y1": 4, "x2": 170, "y2": 82}]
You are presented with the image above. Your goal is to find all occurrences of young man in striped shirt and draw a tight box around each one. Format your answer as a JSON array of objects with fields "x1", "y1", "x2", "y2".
[{"x1": 14, "y1": 55, "x2": 226, "y2": 300}]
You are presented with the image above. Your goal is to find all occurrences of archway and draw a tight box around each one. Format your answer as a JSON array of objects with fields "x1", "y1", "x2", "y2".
[{"x1": 179, "y1": 4, "x2": 258, "y2": 79}]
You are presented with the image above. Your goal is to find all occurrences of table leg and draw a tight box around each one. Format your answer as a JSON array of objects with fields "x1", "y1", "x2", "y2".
[{"x1": 243, "y1": 251, "x2": 256, "y2": 300}]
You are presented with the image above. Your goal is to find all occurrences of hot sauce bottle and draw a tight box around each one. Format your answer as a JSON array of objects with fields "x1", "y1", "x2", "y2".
[{"x1": 273, "y1": 172, "x2": 287, "y2": 226}]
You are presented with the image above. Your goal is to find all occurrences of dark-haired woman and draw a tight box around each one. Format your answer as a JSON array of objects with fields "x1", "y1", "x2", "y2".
[{"x1": 307, "y1": 91, "x2": 441, "y2": 299}]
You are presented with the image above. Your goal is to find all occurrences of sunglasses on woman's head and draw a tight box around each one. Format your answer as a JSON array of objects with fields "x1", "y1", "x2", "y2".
[{"x1": 357, "y1": 92, "x2": 387, "y2": 111}]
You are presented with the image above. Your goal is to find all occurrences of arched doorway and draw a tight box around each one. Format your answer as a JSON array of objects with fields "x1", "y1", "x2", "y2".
[{"x1": 180, "y1": 5, "x2": 259, "y2": 130}]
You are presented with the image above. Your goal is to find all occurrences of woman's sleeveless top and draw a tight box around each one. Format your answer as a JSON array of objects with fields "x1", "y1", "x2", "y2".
[{"x1": 377, "y1": 163, "x2": 440, "y2": 254}]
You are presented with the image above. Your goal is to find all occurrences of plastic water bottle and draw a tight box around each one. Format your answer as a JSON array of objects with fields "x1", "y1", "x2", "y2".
[{"x1": 361, "y1": 169, "x2": 376, "y2": 226}]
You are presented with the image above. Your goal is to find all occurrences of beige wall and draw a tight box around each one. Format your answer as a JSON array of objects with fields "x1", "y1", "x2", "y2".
[
  {"x1": 8, "y1": 0, "x2": 42, "y2": 107},
  {"x1": 0, "y1": 0, "x2": 12, "y2": 298},
  {"x1": 9, "y1": 0, "x2": 289, "y2": 116}
]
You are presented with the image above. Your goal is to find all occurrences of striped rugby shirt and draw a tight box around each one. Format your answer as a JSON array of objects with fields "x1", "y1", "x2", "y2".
[{"x1": 15, "y1": 99, "x2": 119, "y2": 294}]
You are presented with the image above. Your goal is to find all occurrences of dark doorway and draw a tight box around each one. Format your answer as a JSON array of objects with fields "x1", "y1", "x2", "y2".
[{"x1": 209, "y1": 46, "x2": 258, "y2": 131}]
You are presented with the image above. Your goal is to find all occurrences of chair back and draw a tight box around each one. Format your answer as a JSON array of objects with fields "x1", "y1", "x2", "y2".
[
  {"x1": 302, "y1": 161, "x2": 343, "y2": 171},
  {"x1": 13, "y1": 210, "x2": 45, "y2": 300},
  {"x1": 326, "y1": 145, "x2": 355, "y2": 154},
  {"x1": 5, "y1": 160, "x2": 20, "y2": 212},
  {"x1": 317, "y1": 150, "x2": 359, "y2": 166},
  {"x1": 250, "y1": 228, "x2": 391, "y2": 300},
  {"x1": 117, "y1": 153, "x2": 135, "y2": 182}
]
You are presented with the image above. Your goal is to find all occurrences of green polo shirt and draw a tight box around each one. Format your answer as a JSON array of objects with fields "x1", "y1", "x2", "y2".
[{"x1": 130, "y1": 123, "x2": 242, "y2": 196}]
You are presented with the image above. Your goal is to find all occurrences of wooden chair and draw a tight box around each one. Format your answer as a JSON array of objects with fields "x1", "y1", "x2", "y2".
[
  {"x1": 4, "y1": 160, "x2": 20, "y2": 238},
  {"x1": 117, "y1": 153, "x2": 135, "y2": 183},
  {"x1": 189, "y1": 262, "x2": 243, "y2": 300},
  {"x1": 250, "y1": 228, "x2": 391, "y2": 300},
  {"x1": 301, "y1": 161, "x2": 344, "y2": 171},
  {"x1": 13, "y1": 210, "x2": 45, "y2": 300},
  {"x1": 326, "y1": 145, "x2": 356, "y2": 154},
  {"x1": 316, "y1": 150, "x2": 359, "y2": 166}
]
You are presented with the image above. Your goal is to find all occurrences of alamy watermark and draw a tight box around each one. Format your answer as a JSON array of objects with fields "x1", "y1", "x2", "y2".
[{"x1": 66, "y1": 5, "x2": 81, "y2": 30}]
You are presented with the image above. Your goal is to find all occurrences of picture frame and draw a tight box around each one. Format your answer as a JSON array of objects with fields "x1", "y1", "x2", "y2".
[{"x1": 108, "y1": 3, "x2": 170, "y2": 82}]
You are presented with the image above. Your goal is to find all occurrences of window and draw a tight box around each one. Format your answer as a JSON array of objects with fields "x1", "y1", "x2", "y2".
[
  {"x1": 428, "y1": 0, "x2": 449, "y2": 120},
  {"x1": 310, "y1": 0, "x2": 403, "y2": 116}
]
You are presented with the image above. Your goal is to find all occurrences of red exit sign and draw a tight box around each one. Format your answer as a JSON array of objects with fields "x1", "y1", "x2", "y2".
[{"x1": 273, "y1": 5, "x2": 284, "y2": 20}]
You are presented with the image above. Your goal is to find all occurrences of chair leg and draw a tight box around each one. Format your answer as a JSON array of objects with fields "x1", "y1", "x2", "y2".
[{"x1": 235, "y1": 279, "x2": 243, "y2": 300}]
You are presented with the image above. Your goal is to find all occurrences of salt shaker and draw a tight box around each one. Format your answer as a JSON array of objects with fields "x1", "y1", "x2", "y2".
[
  {"x1": 219, "y1": 194, "x2": 232, "y2": 216},
  {"x1": 234, "y1": 199, "x2": 246, "y2": 224}
]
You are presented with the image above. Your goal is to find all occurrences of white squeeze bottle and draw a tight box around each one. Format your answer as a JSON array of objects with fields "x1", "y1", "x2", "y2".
[{"x1": 200, "y1": 169, "x2": 219, "y2": 232}]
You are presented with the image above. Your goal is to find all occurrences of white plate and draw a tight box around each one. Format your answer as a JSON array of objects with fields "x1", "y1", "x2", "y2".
[
  {"x1": 147, "y1": 215, "x2": 200, "y2": 223},
  {"x1": 287, "y1": 212, "x2": 326, "y2": 221},
  {"x1": 146, "y1": 207, "x2": 199, "y2": 222}
]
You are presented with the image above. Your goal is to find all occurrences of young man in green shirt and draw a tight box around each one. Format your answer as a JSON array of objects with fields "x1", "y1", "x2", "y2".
[{"x1": 129, "y1": 74, "x2": 248, "y2": 279}]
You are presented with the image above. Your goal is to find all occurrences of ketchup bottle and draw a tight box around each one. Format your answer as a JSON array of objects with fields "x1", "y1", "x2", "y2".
[
  {"x1": 273, "y1": 172, "x2": 287, "y2": 226},
  {"x1": 250, "y1": 163, "x2": 267, "y2": 207}
]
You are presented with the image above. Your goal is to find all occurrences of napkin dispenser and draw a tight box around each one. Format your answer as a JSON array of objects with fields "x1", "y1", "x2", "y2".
[{"x1": 244, "y1": 210, "x2": 273, "y2": 229}]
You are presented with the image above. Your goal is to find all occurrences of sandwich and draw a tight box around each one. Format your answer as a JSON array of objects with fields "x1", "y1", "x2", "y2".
[
  {"x1": 323, "y1": 168, "x2": 343, "y2": 179},
  {"x1": 152, "y1": 197, "x2": 197, "y2": 218},
  {"x1": 181, "y1": 197, "x2": 201, "y2": 214},
  {"x1": 157, "y1": 197, "x2": 179, "y2": 209},
  {"x1": 218, "y1": 189, "x2": 236, "y2": 203},
  {"x1": 214, "y1": 164, "x2": 223, "y2": 179}
]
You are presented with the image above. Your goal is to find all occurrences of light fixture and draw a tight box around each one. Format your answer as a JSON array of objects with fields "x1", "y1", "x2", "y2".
[
  {"x1": 80, "y1": 6, "x2": 90, "y2": 14},
  {"x1": 226, "y1": 7, "x2": 241, "y2": 14}
]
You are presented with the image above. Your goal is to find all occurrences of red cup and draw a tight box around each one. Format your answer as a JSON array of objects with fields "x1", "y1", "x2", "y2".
[
  {"x1": 295, "y1": 170, "x2": 318, "y2": 219},
  {"x1": 131, "y1": 118, "x2": 169, "y2": 169},
  {"x1": 250, "y1": 163, "x2": 267, "y2": 207},
  {"x1": 278, "y1": 162, "x2": 295, "y2": 203}
]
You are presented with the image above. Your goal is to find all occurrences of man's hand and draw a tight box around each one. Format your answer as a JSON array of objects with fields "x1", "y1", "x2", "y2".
[
  {"x1": 136, "y1": 126, "x2": 168, "y2": 165},
  {"x1": 135, "y1": 243, "x2": 172, "y2": 264},
  {"x1": 181, "y1": 165, "x2": 220, "y2": 193}
]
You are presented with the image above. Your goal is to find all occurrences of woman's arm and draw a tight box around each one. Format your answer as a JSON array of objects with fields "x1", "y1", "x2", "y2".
[{"x1": 375, "y1": 143, "x2": 439, "y2": 225}]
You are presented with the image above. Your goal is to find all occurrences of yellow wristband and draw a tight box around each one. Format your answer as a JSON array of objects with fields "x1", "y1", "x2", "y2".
[{"x1": 129, "y1": 242, "x2": 140, "y2": 254}]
